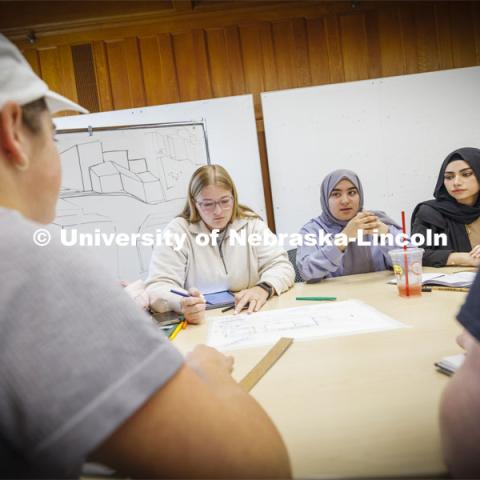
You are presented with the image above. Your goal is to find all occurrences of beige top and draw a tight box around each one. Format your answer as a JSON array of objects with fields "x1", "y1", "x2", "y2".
[
  {"x1": 145, "y1": 217, "x2": 295, "y2": 312},
  {"x1": 466, "y1": 216, "x2": 480, "y2": 248}
]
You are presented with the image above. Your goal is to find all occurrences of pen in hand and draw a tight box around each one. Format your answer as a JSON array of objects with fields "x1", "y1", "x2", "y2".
[
  {"x1": 170, "y1": 288, "x2": 212, "y2": 305},
  {"x1": 171, "y1": 288, "x2": 208, "y2": 325}
]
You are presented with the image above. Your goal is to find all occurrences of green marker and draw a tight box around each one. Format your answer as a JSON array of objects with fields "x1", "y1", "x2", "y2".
[{"x1": 296, "y1": 296, "x2": 337, "y2": 301}]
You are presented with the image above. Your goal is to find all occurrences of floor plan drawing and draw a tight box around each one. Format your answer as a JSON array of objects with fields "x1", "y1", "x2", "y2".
[
  {"x1": 207, "y1": 300, "x2": 407, "y2": 351},
  {"x1": 54, "y1": 122, "x2": 209, "y2": 280}
]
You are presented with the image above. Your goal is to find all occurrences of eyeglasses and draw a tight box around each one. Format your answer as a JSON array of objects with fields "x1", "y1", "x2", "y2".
[{"x1": 196, "y1": 196, "x2": 234, "y2": 213}]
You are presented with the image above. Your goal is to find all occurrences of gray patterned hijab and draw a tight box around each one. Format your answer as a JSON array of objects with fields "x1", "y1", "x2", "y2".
[{"x1": 319, "y1": 169, "x2": 400, "y2": 275}]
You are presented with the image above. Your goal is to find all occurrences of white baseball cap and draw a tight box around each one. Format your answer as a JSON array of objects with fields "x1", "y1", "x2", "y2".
[{"x1": 0, "y1": 34, "x2": 88, "y2": 114}]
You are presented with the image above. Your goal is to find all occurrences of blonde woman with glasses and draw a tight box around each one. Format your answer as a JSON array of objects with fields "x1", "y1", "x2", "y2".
[{"x1": 146, "y1": 164, "x2": 294, "y2": 323}]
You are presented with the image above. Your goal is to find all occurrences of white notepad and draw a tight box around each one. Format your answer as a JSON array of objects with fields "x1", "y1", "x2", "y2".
[
  {"x1": 424, "y1": 272, "x2": 476, "y2": 287},
  {"x1": 435, "y1": 353, "x2": 465, "y2": 376}
]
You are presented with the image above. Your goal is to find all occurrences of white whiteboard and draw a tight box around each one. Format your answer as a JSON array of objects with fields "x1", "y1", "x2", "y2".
[
  {"x1": 262, "y1": 66, "x2": 480, "y2": 236},
  {"x1": 54, "y1": 95, "x2": 264, "y2": 280}
]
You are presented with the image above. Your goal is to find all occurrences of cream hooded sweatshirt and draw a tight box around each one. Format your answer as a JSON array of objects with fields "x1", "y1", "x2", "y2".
[{"x1": 145, "y1": 216, "x2": 295, "y2": 312}]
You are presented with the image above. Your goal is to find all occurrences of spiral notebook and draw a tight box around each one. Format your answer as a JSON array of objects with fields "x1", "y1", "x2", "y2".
[{"x1": 389, "y1": 271, "x2": 475, "y2": 288}]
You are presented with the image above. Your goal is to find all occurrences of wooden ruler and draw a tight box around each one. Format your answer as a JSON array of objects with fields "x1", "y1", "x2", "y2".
[
  {"x1": 430, "y1": 286, "x2": 469, "y2": 292},
  {"x1": 239, "y1": 337, "x2": 293, "y2": 392}
]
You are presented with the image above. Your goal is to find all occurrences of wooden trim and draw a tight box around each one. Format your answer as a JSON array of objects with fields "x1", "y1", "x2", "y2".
[
  {"x1": 7, "y1": 2, "x2": 397, "y2": 47},
  {"x1": 256, "y1": 115, "x2": 275, "y2": 231}
]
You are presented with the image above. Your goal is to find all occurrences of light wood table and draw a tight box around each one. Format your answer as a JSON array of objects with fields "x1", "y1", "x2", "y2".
[{"x1": 174, "y1": 268, "x2": 471, "y2": 479}]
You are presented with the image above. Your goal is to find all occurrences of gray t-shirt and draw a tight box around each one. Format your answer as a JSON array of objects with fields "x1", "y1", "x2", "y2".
[{"x1": 0, "y1": 209, "x2": 183, "y2": 478}]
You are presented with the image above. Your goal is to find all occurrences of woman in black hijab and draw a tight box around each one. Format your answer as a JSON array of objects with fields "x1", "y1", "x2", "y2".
[{"x1": 411, "y1": 147, "x2": 480, "y2": 267}]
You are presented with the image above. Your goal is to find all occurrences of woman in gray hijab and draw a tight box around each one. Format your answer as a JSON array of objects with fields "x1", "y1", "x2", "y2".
[{"x1": 296, "y1": 169, "x2": 401, "y2": 281}]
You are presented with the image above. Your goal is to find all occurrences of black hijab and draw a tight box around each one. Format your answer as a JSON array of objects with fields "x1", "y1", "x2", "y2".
[{"x1": 413, "y1": 147, "x2": 480, "y2": 226}]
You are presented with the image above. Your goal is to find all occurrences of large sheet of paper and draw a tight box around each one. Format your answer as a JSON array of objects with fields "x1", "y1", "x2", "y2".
[{"x1": 207, "y1": 299, "x2": 407, "y2": 351}]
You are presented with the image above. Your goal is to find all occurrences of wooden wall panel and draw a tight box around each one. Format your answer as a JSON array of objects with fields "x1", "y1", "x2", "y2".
[
  {"x1": 340, "y1": 13, "x2": 369, "y2": 82},
  {"x1": 37, "y1": 45, "x2": 78, "y2": 116},
  {"x1": 57, "y1": 45, "x2": 79, "y2": 103},
  {"x1": 364, "y1": 10, "x2": 382, "y2": 79},
  {"x1": 71, "y1": 43, "x2": 100, "y2": 113},
  {"x1": 105, "y1": 40, "x2": 134, "y2": 109},
  {"x1": 124, "y1": 38, "x2": 147, "y2": 107},
  {"x1": 239, "y1": 24, "x2": 266, "y2": 95},
  {"x1": 306, "y1": 17, "x2": 331, "y2": 85},
  {"x1": 192, "y1": 30, "x2": 213, "y2": 99},
  {"x1": 10, "y1": 2, "x2": 480, "y2": 100},
  {"x1": 206, "y1": 28, "x2": 233, "y2": 97},
  {"x1": 414, "y1": 4, "x2": 440, "y2": 72},
  {"x1": 474, "y1": 2, "x2": 480, "y2": 64},
  {"x1": 91, "y1": 41, "x2": 114, "y2": 111},
  {"x1": 239, "y1": 24, "x2": 266, "y2": 116},
  {"x1": 22, "y1": 48, "x2": 41, "y2": 76},
  {"x1": 38, "y1": 48, "x2": 62, "y2": 96},
  {"x1": 104, "y1": 38, "x2": 146, "y2": 109},
  {"x1": 377, "y1": 8, "x2": 405, "y2": 77},
  {"x1": 449, "y1": 2, "x2": 477, "y2": 67},
  {"x1": 259, "y1": 23, "x2": 278, "y2": 92},
  {"x1": 11, "y1": 1, "x2": 480, "y2": 229},
  {"x1": 434, "y1": 3, "x2": 454, "y2": 70},
  {"x1": 398, "y1": 5, "x2": 419, "y2": 75},
  {"x1": 173, "y1": 30, "x2": 212, "y2": 101},
  {"x1": 172, "y1": 31, "x2": 196, "y2": 101},
  {"x1": 139, "y1": 34, "x2": 180, "y2": 105},
  {"x1": 224, "y1": 26, "x2": 246, "y2": 95},
  {"x1": 272, "y1": 21, "x2": 293, "y2": 89},
  {"x1": 325, "y1": 14, "x2": 345, "y2": 83}
]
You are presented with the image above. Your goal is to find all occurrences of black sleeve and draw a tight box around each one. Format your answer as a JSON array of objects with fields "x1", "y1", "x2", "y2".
[
  {"x1": 411, "y1": 206, "x2": 453, "y2": 267},
  {"x1": 457, "y1": 270, "x2": 480, "y2": 341}
]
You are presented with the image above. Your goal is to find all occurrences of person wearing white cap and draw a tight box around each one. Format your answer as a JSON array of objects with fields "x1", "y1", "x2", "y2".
[{"x1": 0, "y1": 34, "x2": 290, "y2": 478}]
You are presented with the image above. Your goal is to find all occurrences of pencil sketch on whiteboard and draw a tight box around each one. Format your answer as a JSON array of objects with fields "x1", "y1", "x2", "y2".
[{"x1": 52, "y1": 122, "x2": 210, "y2": 280}]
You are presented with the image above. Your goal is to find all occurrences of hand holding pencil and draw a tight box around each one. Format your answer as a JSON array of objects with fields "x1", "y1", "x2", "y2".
[{"x1": 178, "y1": 287, "x2": 207, "y2": 324}]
